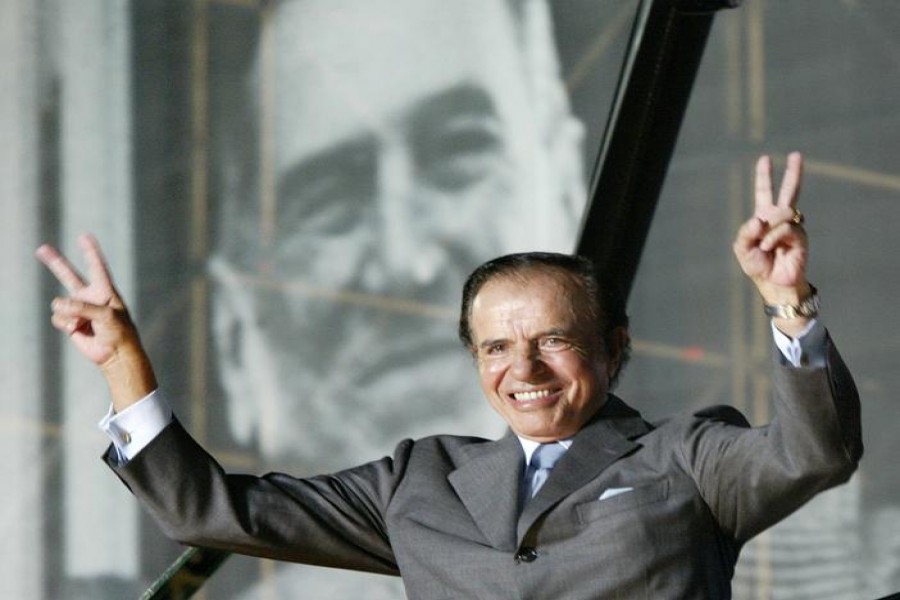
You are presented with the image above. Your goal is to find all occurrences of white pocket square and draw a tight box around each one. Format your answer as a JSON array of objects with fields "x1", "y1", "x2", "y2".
[{"x1": 598, "y1": 487, "x2": 634, "y2": 501}]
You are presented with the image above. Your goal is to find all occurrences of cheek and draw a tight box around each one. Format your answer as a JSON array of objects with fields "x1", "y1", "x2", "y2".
[
  {"x1": 477, "y1": 361, "x2": 506, "y2": 392},
  {"x1": 464, "y1": 179, "x2": 532, "y2": 250},
  {"x1": 545, "y1": 354, "x2": 585, "y2": 379},
  {"x1": 549, "y1": 354, "x2": 606, "y2": 395}
]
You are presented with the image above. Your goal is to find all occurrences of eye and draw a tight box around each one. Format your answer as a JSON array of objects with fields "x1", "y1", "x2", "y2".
[
  {"x1": 540, "y1": 336, "x2": 571, "y2": 351},
  {"x1": 416, "y1": 117, "x2": 504, "y2": 192},
  {"x1": 483, "y1": 342, "x2": 507, "y2": 356},
  {"x1": 274, "y1": 143, "x2": 377, "y2": 269}
]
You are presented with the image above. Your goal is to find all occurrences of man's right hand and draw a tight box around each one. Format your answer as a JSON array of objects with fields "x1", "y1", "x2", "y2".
[{"x1": 36, "y1": 234, "x2": 157, "y2": 412}]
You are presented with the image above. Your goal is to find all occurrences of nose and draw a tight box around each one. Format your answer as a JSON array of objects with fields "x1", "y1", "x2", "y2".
[
  {"x1": 362, "y1": 140, "x2": 442, "y2": 293},
  {"x1": 509, "y1": 345, "x2": 548, "y2": 382},
  {"x1": 379, "y1": 143, "x2": 416, "y2": 275}
]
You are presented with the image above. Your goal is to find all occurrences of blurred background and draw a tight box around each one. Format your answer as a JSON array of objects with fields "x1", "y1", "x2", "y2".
[{"x1": 3, "y1": 0, "x2": 898, "y2": 598}]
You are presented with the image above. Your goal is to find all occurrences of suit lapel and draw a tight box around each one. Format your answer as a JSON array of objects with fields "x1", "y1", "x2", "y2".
[
  {"x1": 448, "y1": 432, "x2": 524, "y2": 552},
  {"x1": 517, "y1": 397, "x2": 650, "y2": 543}
]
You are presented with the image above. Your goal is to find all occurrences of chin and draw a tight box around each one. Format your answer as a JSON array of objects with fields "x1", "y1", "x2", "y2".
[{"x1": 515, "y1": 424, "x2": 570, "y2": 442}]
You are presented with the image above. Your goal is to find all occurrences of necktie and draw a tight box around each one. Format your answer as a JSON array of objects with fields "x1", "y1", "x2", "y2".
[{"x1": 527, "y1": 442, "x2": 567, "y2": 499}]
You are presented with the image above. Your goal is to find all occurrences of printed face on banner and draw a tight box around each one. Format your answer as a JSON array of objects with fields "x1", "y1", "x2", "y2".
[{"x1": 211, "y1": 0, "x2": 586, "y2": 466}]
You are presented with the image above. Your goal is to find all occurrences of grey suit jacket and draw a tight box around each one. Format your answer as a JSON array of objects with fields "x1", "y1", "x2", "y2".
[{"x1": 109, "y1": 337, "x2": 861, "y2": 599}]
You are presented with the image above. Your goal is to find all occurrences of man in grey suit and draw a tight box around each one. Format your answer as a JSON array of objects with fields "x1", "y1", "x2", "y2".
[{"x1": 37, "y1": 152, "x2": 861, "y2": 599}]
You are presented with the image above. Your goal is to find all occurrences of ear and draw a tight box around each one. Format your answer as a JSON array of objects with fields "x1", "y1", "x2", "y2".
[{"x1": 605, "y1": 326, "x2": 631, "y2": 380}]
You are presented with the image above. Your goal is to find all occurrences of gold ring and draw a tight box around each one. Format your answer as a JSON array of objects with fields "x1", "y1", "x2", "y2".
[{"x1": 790, "y1": 209, "x2": 805, "y2": 225}]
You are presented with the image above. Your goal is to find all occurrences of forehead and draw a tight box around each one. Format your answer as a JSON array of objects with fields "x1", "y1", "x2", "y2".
[
  {"x1": 470, "y1": 271, "x2": 586, "y2": 336},
  {"x1": 272, "y1": 0, "x2": 530, "y2": 166}
]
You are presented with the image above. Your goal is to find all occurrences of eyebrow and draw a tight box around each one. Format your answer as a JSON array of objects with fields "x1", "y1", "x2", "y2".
[{"x1": 407, "y1": 83, "x2": 499, "y2": 134}]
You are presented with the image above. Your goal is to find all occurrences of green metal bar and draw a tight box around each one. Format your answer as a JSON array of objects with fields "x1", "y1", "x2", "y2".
[{"x1": 140, "y1": 547, "x2": 231, "y2": 600}]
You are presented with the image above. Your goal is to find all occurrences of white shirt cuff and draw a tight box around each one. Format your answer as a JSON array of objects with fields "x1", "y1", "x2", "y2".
[
  {"x1": 98, "y1": 389, "x2": 173, "y2": 465},
  {"x1": 771, "y1": 318, "x2": 827, "y2": 368}
]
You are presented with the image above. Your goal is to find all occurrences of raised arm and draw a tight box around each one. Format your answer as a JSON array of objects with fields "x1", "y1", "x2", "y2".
[
  {"x1": 36, "y1": 234, "x2": 157, "y2": 412},
  {"x1": 698, "y1": 152, "x2": 862, "y2": 539}
]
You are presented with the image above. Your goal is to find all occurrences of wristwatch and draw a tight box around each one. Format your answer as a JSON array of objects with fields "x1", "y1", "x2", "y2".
[{"x1": 763, "y1": 285, "x2": 819, "y2": 319}]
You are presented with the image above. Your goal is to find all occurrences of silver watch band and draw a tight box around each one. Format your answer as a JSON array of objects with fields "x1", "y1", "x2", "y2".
[{"x1": 763, "y1": 285, "x2": 819, "y2": 319}]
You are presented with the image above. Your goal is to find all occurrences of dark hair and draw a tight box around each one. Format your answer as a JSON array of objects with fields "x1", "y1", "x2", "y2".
[{"x1": 458, "y1": 252, "x2": 631, "y2": 385}]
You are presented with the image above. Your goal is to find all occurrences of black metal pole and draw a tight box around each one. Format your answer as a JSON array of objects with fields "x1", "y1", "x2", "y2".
[{"x1": 576, "y1": 0, "x2": 740, "y2": 300}]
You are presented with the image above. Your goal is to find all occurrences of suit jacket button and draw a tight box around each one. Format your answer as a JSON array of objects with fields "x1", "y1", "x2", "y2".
[{"x1": 515, "y1": 547, "x2": 538, "y2": 563}]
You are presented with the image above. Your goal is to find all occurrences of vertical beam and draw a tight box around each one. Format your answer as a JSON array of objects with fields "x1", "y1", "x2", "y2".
[
  {"x1": 0, "y1": 0, "x2": 45, "y2": 596},
  {"x1": 190, "y1": 0, "x2": 211, "y2": 448},
  {"x1": 58, "y1": 0, "x2": 139, "y2": 584}
]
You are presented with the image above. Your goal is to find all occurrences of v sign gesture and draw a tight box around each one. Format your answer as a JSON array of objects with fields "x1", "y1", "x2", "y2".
[
  {"x1": 733, "y1": 152, "x2": 814, "y2": 338},
  {"x1": 36, "y1": 234, "x2": 157, "y2": 412}
]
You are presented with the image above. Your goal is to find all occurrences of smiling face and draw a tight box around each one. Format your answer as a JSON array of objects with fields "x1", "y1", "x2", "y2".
[{"x1": 470, "y1": 269, "x2": 612, "y2": 441}]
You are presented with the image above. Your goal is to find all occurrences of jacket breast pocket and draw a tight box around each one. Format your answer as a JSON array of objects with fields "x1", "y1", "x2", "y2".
[{"x1": 575, "y1": 479, "x2": 669, "y2": 524}]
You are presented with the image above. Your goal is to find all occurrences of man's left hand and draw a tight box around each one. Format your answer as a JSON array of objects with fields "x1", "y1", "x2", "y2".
[{"x1": 733, "y1": 152, "x2": 812, "y2": 337}]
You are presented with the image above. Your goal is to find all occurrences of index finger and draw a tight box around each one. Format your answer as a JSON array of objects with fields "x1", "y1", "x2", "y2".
[
  {"x1": 35, "y1": 244, "x2": 86, "y2": 293},
  {"x1": 754, "y1": 154, "x2": 775, "y2": 214}
]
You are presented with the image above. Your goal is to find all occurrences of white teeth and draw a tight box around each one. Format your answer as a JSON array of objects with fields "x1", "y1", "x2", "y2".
[{"x1": 513, "y1": 389, "x2": 551, "y2": 401}]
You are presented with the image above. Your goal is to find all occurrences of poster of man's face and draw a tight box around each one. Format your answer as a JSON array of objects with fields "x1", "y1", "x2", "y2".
[{"x1": 207, "y1": 0, "x2": 600, "y2": 472}]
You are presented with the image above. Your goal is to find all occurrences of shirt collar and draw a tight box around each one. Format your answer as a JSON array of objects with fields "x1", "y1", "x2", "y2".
[{"x1": 516, "y1": 436, "x2": 573, "y2": 467}]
